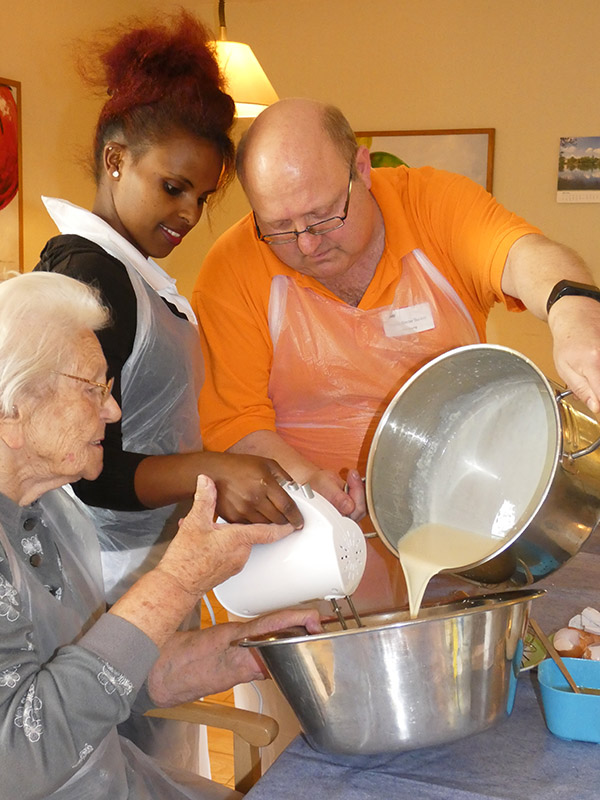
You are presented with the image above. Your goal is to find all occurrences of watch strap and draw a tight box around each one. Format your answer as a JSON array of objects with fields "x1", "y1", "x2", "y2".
[{"x1": 546, "y1": 280, "x2": 600, "y2": 315}]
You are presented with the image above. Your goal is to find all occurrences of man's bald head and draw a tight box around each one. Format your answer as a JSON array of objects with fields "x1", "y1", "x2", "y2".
[
  {"x1": 233, "y1": 98, "x2": 381, "y2": 289},
  {"x1": 236, "y1": 99, "x2": 359, "y2": 191}
]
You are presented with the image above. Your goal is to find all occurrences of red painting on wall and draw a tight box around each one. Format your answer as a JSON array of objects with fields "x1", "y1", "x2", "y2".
[{"x1": 0, "y1": 79, "x2": 22, "y2": 271}]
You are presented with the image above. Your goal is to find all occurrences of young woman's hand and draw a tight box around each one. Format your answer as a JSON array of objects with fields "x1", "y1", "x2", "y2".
[
  {"x1": 157, "y1": 474, "x2": 297, "y2": 596},
  {"x1": 203, "y1": 451, "x2": 304, "y2": 528}
]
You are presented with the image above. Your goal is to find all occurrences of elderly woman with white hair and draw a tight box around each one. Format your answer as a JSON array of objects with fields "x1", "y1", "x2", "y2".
[{"x1": 0, "y1": 270, "x2": 320, "y2": 800}]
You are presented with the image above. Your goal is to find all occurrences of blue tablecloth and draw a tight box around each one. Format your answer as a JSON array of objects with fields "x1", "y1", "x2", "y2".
[{"x1": 245, "y1": 547, "x2": 600, "y2": 800}]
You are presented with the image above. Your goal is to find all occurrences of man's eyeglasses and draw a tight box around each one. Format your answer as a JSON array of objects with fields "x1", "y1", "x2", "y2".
[
  {"x1": 254, "y1": 171, "x2": 353, "y2": 246},
  {"x1": 53, "y1": 372, "x2": 114, "y2": 404}
]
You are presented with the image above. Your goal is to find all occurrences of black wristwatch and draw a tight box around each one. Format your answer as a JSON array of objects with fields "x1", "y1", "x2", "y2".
[{"x1": 546, "y1": 280, "x2": 600, "y2": 315}]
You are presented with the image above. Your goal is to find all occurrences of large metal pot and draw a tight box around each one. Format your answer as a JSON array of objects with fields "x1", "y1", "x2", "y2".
[
  {"x1": 242, "y1": 589, "x2": 543, "y2": 755},
  {"x1": 366, "y1": 344, "x2": 600, "y2": 586}
]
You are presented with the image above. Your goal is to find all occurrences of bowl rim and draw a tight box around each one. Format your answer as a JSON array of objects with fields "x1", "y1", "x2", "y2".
[{"x1": 240, "y1": 588, "x2": 545, "y2": 648}]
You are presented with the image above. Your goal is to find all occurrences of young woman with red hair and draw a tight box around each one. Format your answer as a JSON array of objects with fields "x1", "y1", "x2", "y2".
[{"x1": 34, "y1": 10, "x2": 300, "y2": 782}]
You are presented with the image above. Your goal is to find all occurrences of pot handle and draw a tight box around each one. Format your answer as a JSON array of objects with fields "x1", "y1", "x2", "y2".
[{"x1": 556, "y1": 389, "x2": 600, "y2": 460}]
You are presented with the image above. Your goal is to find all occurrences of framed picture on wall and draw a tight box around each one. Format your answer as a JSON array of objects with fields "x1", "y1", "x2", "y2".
[
  {"x1": 0, "y1": 77, "x2": 23, "y2": 272},
  {"x1": 354, "y1": 128, "x2": 495, "y2": 193},
  {"x1": 557, "y1": 136, "x2": 600, "y2": 203}
]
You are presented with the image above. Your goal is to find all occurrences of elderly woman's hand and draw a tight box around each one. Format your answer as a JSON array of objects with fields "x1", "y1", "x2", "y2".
[
  {"x1": 110, "y1": 475, "x2": 297, "y2": 647},
  {"x1": 148, "y1": 607, "x2": 323, "y2": 707},
  {"x1": 156, "y1": 474, "x2": 296, "y2": 598}
]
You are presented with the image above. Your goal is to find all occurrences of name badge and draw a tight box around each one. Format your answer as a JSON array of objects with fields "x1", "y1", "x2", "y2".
[{"x1": 383, "y1": 302, "x2": 435, "y2": 337}]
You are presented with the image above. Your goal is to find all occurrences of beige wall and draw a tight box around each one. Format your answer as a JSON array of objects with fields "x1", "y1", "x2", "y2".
[{"x1": 3, "y1": 0, "x2": 600, "y2": 380}]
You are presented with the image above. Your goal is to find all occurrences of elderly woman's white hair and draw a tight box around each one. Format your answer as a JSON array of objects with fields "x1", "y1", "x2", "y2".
[{"x1": 0, "y1": 271, "x2": 109, "y2": 416}]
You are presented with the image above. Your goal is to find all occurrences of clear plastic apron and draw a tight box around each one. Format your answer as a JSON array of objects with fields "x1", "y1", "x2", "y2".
[
  {"x1": 268, "y1": 249, "x2": 480, "y2": 610},
  {"x1": 40, "y1": 199, "x2": 204, "y2": 602},
  {"x1": 89, "y1": 267, "x2": 205, "y2": 776},
  {"x1": 41, "y1": 199, "x2": 206, "y2": 775},
  {"x1": 92, "y1": 265, "x2": 204, "y2": 603},
  {"x1": 0, "y1": 489, "x2": 132, "y2": 799},
  {"x1": 0, "y1": 490, "x2": 237, "y2": 800}
]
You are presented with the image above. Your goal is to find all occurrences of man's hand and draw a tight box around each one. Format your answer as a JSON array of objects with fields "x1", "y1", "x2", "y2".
[
  {"x1": 502, "y1": 234, "x2": 600, "y2": 413},
  {"x1": 307, "y1": 468, "x2": 366, "y2": 522},
  {"x1": 148, "y1": 607, "x2": 323, "y2": 706},
  {"x1": 549, "y1": 295, "x2": 600, "y2": 414}
]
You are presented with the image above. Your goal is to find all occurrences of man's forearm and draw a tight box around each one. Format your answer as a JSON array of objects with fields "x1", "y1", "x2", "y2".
[
  {"x1": 227, "y1": 429, "x2": 319, "y2": 484},
  {"x1": 227, "y1": 430, "x2": 365, "y2": 520},
  {"x1": 501, "y1": 233, "x2": 593, "y2": 319}
]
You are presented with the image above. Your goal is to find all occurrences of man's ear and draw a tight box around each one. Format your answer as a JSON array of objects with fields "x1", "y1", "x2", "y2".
[{"x1": 355, "y1": 145, "x2": 373, "y2": 188}]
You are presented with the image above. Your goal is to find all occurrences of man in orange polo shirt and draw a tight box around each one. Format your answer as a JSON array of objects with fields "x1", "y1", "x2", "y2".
[
  {"x1": 193, "y1": 99, "x2": 600, "y2": 550},
  {"x1": 193, "y1": 97, "x2": 600, "y2": 767}
]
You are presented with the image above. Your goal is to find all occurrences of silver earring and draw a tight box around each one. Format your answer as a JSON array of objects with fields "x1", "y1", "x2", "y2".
[{"x1": 112, "y1": 169, "x2": 120, "y2": 178}]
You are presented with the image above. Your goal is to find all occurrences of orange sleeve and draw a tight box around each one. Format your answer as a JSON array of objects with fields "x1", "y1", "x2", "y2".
[
  {"x1": 396, "y1": 168, "x2": 541, "y2": 329},
  {"x1": 192, "y1": 216, "x2": 279, "y2": 451}
]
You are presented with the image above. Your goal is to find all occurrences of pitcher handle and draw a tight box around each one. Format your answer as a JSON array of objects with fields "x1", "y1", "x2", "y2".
[{"x1": 556, "y1": 389, "x2": 600, "y2": 459}]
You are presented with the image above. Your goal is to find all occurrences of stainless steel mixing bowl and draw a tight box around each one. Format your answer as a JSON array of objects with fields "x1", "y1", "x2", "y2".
[{"x1": 242, "y1": 589, "x2": 543, "y2": 755}]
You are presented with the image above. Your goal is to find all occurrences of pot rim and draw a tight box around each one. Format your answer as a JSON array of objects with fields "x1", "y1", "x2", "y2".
[{"x1": 239, "y1": 587, "x2": 545, "y2": 649}]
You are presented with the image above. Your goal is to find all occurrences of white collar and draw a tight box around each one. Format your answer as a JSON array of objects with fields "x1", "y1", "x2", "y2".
[{"x1": 42, "y1": 196, "x2": 196, "y2": 323}]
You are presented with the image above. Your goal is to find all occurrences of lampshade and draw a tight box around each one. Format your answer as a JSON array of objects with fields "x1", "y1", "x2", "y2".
[{"x1": 215, "y1": 39, "x2": 279, "y2": 118}]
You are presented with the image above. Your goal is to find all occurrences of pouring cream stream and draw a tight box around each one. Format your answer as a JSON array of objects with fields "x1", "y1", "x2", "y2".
[{"x1": 398, "y1": 523, "x2": 504, "y2": 618}]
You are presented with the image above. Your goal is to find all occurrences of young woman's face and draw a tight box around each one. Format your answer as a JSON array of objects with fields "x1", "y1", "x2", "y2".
[{"x1": 104, "y1": 132, "x2": 224, "y2": 258}]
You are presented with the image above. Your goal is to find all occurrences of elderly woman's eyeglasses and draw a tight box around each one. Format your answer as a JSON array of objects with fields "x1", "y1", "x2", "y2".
[
  {"x1": 254, "y1": 172, "x2": 353, "y2": 246},
  {"x1": 53, "y1": 372, "x2": 114, "y2": 404}
]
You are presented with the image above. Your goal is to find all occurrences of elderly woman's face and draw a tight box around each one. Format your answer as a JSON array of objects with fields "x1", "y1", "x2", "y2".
[{"x1": 22, "y1": 330, "x2": 120, "y2": 488}]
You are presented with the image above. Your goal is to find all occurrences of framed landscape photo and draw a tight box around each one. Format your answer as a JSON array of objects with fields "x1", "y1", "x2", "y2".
[
  {"x1": 557, "y1": 136, "x2": 600, "y2": 203},
  {"x1": 355, "y1": 128, "x2": 495, "y2": 193},
  {"x1": 0, "y1": 77, "x2": 22, "y2": 271}
]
